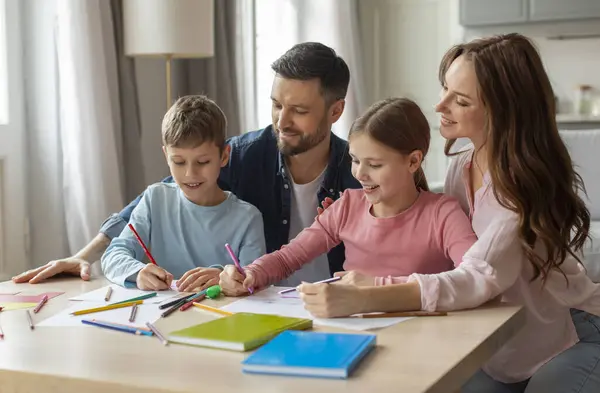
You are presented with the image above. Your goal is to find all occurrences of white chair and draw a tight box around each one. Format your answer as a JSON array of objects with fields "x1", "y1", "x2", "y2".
[{"x1": 560, "y1": 129, "x2": 600, "y2": 282}]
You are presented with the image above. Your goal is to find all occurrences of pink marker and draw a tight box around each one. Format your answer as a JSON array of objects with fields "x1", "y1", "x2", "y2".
[
  {"x1": 225, "y1": 243, "x2": 254, "y2": 294},
  {"x1": 278, "y1": 276, "x2": 342, "y2": 295}
]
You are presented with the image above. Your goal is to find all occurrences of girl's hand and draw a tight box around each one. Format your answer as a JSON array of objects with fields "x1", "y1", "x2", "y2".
[
  {"x1": 298, "y1": 282, "x2": 366, "y2": 318},
  {"x1": 177, "y1": 267, "x2": 221, "y2": 292},
  {"x1": 334, "y1": 271, "x2": 375, "y2": 287},
  {"x1": 219, "y1": 265, "x2": 256, "y2": 296},
  {"x1": 136, "y1": 264, "x2": 174, "y2": 291}
]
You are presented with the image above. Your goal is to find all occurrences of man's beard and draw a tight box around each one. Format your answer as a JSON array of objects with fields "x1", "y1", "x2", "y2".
[{"x1": 276, "y1": 124, "x2": 329, "y2": 156}]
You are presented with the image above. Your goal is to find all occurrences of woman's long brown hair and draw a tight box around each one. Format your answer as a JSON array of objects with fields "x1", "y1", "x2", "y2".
[
  {"x1": 349, "y1": 98, "x2": 430, "y2": 191},
  {"x1": 439, "y1": 33, "x2": 590, "y2": 283}
]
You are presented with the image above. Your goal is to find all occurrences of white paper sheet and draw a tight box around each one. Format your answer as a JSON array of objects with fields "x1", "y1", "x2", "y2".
[
  {"x1": 69, "y1": 284, "x2": 180, "y2": 304},
  {"x1": 220, "y1": 286, "x2": 412, "y2": 331},
  {"x1": 38, "y1": 301, "x2": 163, "y2": 329}
]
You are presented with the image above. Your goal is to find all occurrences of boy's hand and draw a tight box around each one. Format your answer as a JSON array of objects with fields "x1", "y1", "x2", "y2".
[
  {"x1": 177, "y1": 267, "x2": 221, "y2": 292},
  {"x1": 136, "y1": 264, "x2": 174, "y2": 291},
  {"x1": 219, "y1": 265, "x2": 256, "y2": 296}
]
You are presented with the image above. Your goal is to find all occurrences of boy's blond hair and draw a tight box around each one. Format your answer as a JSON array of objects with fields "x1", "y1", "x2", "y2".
[{"x1": 161, "y1": 95, "x2": 227, "y2": 150}]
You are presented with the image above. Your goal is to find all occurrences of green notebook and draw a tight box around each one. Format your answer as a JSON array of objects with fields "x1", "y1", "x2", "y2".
[{"x1": 168, "y1": 312, "x2": 313, "y2": 351}]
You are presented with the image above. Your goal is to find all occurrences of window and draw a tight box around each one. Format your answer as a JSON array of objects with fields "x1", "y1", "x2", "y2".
[{"x1": 254, "y1": 0, "x2": 299, "y2": 128}]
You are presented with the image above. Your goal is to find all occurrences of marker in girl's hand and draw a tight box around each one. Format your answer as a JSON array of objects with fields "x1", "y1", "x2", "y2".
[{"x1": 224, "y1": 243, "x2": 254, "y2": 294}]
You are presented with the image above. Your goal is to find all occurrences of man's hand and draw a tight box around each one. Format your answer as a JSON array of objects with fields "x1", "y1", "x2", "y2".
[
  {"x1": 12, "y1": 258, "x2": 91, "y2": 284},
  {"x1": 176, "y1": 267, "x2": 221, "y2": 292},
  {"x1": 12, "y1": 232, "x2": 109, "y2": 284},
  {"x1": 136, "y1": 264, "x2": 174, "y2": 291},
  {"x1": 219, "y1": 265, "x2": 256, "y2": 296}
]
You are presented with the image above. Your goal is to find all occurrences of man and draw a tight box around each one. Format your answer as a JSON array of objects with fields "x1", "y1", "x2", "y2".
[{"x1": 13, "y1": 42, "x2": 361, "y2": 286}]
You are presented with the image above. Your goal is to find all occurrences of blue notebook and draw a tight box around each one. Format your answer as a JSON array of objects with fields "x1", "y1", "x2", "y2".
[{"x1": 241, "y1": 330, "x2": 376, "y2": 379}]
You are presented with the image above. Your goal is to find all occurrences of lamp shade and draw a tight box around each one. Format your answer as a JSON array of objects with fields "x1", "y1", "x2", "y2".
[{"x1": 123, "y1": 0, "x2": 214, "y2": 58}]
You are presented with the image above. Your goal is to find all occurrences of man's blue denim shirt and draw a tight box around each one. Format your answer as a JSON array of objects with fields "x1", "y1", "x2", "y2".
[{"x1": 100, "y1": 125, "x2": 361, "y2": 275}]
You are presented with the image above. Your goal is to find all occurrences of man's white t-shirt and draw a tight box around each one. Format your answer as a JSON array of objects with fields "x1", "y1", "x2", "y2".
[{"x1": 276, "y1": 168, "x2": 331, "y2": 287}]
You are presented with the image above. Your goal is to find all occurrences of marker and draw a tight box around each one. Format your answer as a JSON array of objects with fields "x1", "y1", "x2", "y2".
[
  {"x1": 225, "y1": 243, "x2": 253, "y2": 294},
  {"x1": 278, "y1": 276, "x2": 341, "y2": 294}
]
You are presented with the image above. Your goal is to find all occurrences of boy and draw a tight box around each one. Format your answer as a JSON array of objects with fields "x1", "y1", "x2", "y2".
[{"x1": 101, "y1": 95, "x2": 266, "y2": 291}]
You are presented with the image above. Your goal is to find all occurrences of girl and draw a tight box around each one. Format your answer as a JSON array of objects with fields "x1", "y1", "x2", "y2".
[
  {"x1": 220, "y1": 97, "x2": 477, "y2": 302},
  {"x1": 279, "y1": 34, "x2": 600, "y2": 393}
]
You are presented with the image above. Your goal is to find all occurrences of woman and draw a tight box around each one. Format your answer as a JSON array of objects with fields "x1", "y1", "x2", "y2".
[{"x1": 300, "y1": 33, "x2": 600, "y2": 392}]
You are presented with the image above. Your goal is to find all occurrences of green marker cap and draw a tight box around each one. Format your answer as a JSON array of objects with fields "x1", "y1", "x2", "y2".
[{"x1": 206, "y1": 285, "x2": 221, "y2": 299}]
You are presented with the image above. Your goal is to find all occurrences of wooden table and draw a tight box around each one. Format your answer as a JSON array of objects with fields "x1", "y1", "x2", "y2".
[{"x1": 0, "y1": 278, "x2": 525, "y2": 393}]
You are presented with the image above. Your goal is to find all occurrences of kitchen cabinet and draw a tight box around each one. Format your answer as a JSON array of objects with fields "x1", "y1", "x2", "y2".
[{"x1": 460, "y1": 0, "x2": 600, "y2": 26}]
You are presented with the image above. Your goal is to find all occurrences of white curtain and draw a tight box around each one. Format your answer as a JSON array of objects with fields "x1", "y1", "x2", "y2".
[
  {"x1": 56, "y1": 0, "x2": 124, "y2": 253},
  {"x1": 23, "y1": 0, "x2": 124, "y2": 267},
  {"x1": 252, "y1": 0, "x2": 367, "y2": 138}
]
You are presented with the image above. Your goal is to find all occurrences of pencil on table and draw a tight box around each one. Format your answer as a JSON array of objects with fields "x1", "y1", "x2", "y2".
[
  {"x1": 192, "y1": 303, "x2": 233, "y2": 316},
  {"x1": 0, "y1": 322, "x2": 4, "y2": 339},
  {"x1": 129, "y1": 304, "x2": 138, "y2": 323},
  {"x1": 355, "y1": 311, "x2": 448, "y2": 318},
  {"x1": 180, "y1": 293, "x2": 206, "y2": 311},
  {"x1": 70, "y1": 300, "x2": 143, "y2": 316},
  {"x1": 26, "y1": 310, "x2": 34, "y2": 330},
  {"x1": 112, "y1": 292, "x2": 157, "y2": 305},
  {"x1": 104, "y1": 287, "x2": 113, "y2": 302},
  {"x1": 33, "y1": 295, "x2": 49, "y2": 314},
  {"x1": 146, "y1": 322, "x2": 168, "y2": 345}
]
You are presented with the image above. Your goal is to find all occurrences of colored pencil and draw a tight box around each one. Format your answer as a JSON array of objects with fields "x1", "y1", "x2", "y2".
[
  {"x1": 355, "y1": 311, "x2": 448, "y2": 318},
  {"x1": 70, "y1": 300, "x2": 143, "y2": 316},
  {"x1": 82, "y1": 319, "x2": 152, "y2": 336},
  {"x1": 104, "y1": 287, "x2": 113, "y2": 301},
  {"x1": 112, "y1": 292, "x2": 157, "y2": 305},
  {"x1": 128, "y1": 223, "x2": 158, "y2": 265},
  {"x1": 91, "y1": 319, "x2": 151, "y2": 332},
  {"x1": 0, "y1": 322, "x2": 4, "y2": 339},
  {"x1": 146, "y1": 322, "x2": 168, "y2": 345},
  {"x1": 129, "y1": 304, "x2": 138, "y2": 322},
  {"x1": 180, "y1": 293, "x2": 205, "y2": 311},
  {"x1": 158, "y1": 293, "x2": 196, "y2": 310},
  {"x1": 278, "y1": 276, "x2": 341, "y2": 294},
  {"x1": 26, "y1": 310, "x2": 34, "y2": 330},
  {"x1": 225, "y1": 243, "x2": 253, "y2": 294},
  {"x1": 33, "y1": 295, "x2": 49, "y2": 313},
  {"x1": 160, "y1": 290, "x2": 207, "y2": 318},
  {"x1": 192, "y1": 302, "x2": 233, "y2": 316}
]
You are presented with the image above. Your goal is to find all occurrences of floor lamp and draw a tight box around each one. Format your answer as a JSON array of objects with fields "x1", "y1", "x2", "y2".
[{"x1": 123, "y1": 0, "x2": 215, "y2": 111}]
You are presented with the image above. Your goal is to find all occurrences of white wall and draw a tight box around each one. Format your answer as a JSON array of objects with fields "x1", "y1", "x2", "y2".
[
  {"x1": 463, "y1": 19, "x2": 600, "y2": 114},
  {"x1": 358, "y1": 0, "x2": 464, "y2": 185}
]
